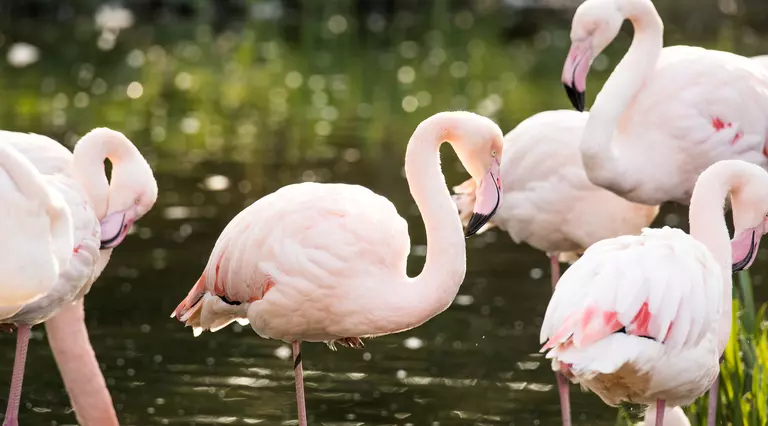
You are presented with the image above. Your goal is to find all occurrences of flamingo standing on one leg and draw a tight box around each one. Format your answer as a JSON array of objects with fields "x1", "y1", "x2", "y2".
[
  {"x1": 452, "y1": 109, "x2": 659, "y2": 426},
  {"x1": 0, "y1": 128, "x2": 158, "y2": 425},
  {"x1": 561, "y1": 1, "x2": 768, "y2": 421},
  {"x1": 539, "y1": 160, "x2": 768, "y2": 426},
  {"x1": 171, "y1": 111, "x2": 505, "y2": 425}
]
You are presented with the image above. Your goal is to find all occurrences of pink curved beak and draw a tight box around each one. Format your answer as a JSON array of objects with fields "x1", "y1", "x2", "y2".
[
  {"x1": 100, "y1": 210, "x2": 135, "y2": 249},
  {"x1": 562, "y1": 41, "x2": 592, "y2": 112},
  {"x1": 465, "y1": 159, "x2": 502, "y2": 237},
  {"x1": 731, "y1": 222, "x2": 766, "y2": 271}
]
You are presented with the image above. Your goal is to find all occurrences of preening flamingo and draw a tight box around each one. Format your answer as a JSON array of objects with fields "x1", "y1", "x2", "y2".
[
  {"x1": 0, "y1": 128, "x2": 157, "y2": 425},
  {"x1": 539, "y1": 160, "x2": 768, "y2": 426},
  {"x1": 562, "y1": 0, "x2": 768, "y2": 206},
  {"x1": 752, "y1": 55, "x2": 768, "y2": 68},
  {"x1": 452, "y1": 109, "x2": 659, "y2": 426},
  {"x1": 171, "y1": 111, "x2": 504, "y2": 425}
]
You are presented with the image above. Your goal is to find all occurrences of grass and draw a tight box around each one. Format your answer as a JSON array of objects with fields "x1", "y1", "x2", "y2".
[{"x1": 618, "y1": 270, "x2": 768, "y2": 426}]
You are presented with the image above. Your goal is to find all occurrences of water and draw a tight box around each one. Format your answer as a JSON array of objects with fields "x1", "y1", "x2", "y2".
[{"x1": 0, "y1": 1, "x2": 767, "y2": 424}]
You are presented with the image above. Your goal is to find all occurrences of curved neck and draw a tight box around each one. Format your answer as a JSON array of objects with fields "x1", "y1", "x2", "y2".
[
  {"x1": 72, "y1": 128, "x2": 138, "y2": 219},
  {"x1": 581, "y1": 0, "x2": 663, "y2": 193},
  {"x1": 379, "y1": 115, "x2": 468, "y2": 333},
  {"x1": 688, "y1": 161, "x2": 744, "y2": 353}
]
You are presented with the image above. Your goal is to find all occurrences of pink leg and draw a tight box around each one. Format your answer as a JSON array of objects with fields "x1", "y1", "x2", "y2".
[
  {"x1": 655, "y1": 400, "x2": 665, "y2": 426},
  {"x1": 292, "y1": 341, "x2": 307, "y2": 426},
  {"x1": 4, "y1": 325, "x2": 31, "y2": 426},
  {"x1": 549, "y1": 255, "x2": 571, "y2": 426},
  {"x1": 707, "y1": 378, "x2": 718, "y2": 426}
]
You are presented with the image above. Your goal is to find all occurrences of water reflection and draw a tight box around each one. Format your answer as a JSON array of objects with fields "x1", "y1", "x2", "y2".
[{"x1": 0, "y1": 0, "x2": 767, "y2": 425}]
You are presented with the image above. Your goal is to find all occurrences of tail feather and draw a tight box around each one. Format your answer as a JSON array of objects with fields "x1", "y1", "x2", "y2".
[
  {"x1": 451, "y1": 177, "x2": 496, "y2": 234},
  {"x1": 171, "y1": 275, "x2": 206, "y2": 319}
]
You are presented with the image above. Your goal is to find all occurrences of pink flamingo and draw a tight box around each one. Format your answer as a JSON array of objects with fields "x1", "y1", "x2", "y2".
[
  {"x1": 0, "y1": 128, "x2": 157, "y2": 425},
  {"x1": 171, "y1": 111, "x2": 504, "y2": 425},
  {"x1": 562, "y1": 0, "x2": 768, "y2": 207},
  {"x1": 539, "y1": 160, "x2": 768, "y2": 426},
  {"x1": 452, "y1": 109, "x2": 660, "y2": 426}
]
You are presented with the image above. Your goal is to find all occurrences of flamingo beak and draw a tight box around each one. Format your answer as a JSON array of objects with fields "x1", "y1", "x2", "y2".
[
  {"x1": 731, "y1": 226, "x2": 763, "y2": 271},
  {"x1": 465, "y1": 159, "x2": 502, "y2": 238},
  {"x1": 100, "y1": 210, "x2": 135, "y2": 249},
  {"x1": 562, "y1": 41, "x2": 592, "y2": 112}
]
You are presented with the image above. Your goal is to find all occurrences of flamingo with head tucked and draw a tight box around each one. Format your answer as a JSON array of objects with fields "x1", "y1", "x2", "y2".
[
  {"x1": 539, "y1": 160, "x2": 768, "y2": 426},
  {"x1": 562, "y1": 0, "x2": 768, "y2": 207},
  {"x1": 171, "y1": 111, "x2": 504, "y2": 426},
  {"x1": 0, "y1": 128, "x2": 157, "y2": 425},
  {"x1": 452, "y1": 109, "x2": 660, "y2": 426}
]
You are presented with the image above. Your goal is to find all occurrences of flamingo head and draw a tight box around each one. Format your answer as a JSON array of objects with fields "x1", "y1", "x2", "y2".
[
  {"x1": 562, "y1": 0, "x2": 623, "y2": 111},
  {"x1": 99, "y1": 159, "x2": 158, "y2": 250},
  {"x1": 449, "y1": 113, "x2": 504, "y2": 238},
  {"x1": 730, "y1": 178, "x2": 768, "y2": 271}
]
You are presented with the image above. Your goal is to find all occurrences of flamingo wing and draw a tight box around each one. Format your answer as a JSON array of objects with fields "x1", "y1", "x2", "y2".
[
  {"x1": 540, "y1": 226, "x2": 722, "y2": 374},
  {"x1": 2, "y1": 174, "x2": 101, "y2": 325}
]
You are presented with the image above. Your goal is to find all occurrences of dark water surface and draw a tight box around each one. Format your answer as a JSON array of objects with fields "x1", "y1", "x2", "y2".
[{"x1": 0, "y1": 1, "x2": 767, "y2": 425}]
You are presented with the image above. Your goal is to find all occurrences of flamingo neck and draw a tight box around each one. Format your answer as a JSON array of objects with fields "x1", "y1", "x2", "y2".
[
  {"x1": 72, "y1": 128, "x2": 137, "y2": 219},
  {"x1": 581, "y1": 0, "x2": 663, "y2": 195},
  {"x1": 388, "y1": 115, "x2": 467, "y2": 332},
  {"x1": 688, "y1": 161, "x2": 747, "y2": 354}
]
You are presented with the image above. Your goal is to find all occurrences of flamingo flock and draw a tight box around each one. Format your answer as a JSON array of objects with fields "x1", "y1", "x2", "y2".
[{"x1": 2, "y1": 0, "x2": 768, "y2": 425}]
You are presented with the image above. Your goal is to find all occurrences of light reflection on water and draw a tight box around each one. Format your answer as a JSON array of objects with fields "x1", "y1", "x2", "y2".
[{"x1": 0, "y1": 1, "x2": 767, "y2": 425}]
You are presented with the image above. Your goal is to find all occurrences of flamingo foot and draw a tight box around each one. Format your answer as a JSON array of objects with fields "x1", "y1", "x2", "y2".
[
  {"x1": 292, "y1": 341, "x2": 308, "y2": 426},
  {"x1": 555, "y1": 372, "x2": 572, "y2": 426},
  {"x1": 4, "y1": 325, "x2": 31, "y2": 426},
  {"x1": 325, "y1": 337, "x2": 364, "y2": 350},
  {"x1": 655, "y1": 400, "x2": 666, "y2": 426},
  {"x1": 707, "y1": 378, "x2": 718, "y2": 426}
]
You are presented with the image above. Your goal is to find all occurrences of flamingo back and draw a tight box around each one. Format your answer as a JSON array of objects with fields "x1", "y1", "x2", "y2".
[
  {"x1": 173, "y1": 182, "x2": 412, "y2": 342},
  {"x1": 540, "y1": 226, "x2": 722, "y2": 405}
]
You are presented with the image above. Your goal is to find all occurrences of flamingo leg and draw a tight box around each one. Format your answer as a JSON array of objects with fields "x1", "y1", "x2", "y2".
[
  {"x1": 549, "y1": 255, "x2": 571, "y2": 426},
  {"x1": 655, "y1": 400, "x2": 665, "y2": 426},
  {"x1": 292, "y1": 341, "x2": 308, "y2": 426},
  {"x1": 706, "y1": 378, "x2": 718, "y2": 426},
  {"x1": 4, "y1": 325, "x2": 31, "y2": 426}
]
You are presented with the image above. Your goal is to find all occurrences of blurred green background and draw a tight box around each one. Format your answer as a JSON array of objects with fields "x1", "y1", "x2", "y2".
[{"x1": 0, "y1": 0, "x2": 766, "y2": 424}]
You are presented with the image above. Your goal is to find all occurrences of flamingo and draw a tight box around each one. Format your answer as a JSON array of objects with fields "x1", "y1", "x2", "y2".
[
  {"x1": 752, "y1": 55, "x2": 768, "y2": 68},
  {"x1": 561, "y1": 0, "x2": 768, "y2": 207},
  {"x1": 0, "y1": 128, "x2": 157, "y2": 425},
  {"x1": 452, "y1": 109, "x2": 659, "y2": 426},
  {"x1": 171, "y1": 111, "x2": 504, "y2": 425},
  {"x1": 539, "y1": 160, "x2": 768, "y2": 426}
]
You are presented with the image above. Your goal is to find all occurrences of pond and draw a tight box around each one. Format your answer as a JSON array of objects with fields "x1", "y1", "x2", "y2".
[{"x1": 0, "y1": 0, "x2": 767, "y2": 424}]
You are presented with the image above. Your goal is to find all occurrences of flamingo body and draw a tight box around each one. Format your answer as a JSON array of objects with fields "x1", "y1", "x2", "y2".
[
  {"x1": 175, "y1": 182, "x2": 414, "y2": 344},
  {"x1": 541, "y1": 227, "x2": 721, "y2": 406},
  {"x1": 453, "y1": 110, "x2": 659, "y2": 260}
]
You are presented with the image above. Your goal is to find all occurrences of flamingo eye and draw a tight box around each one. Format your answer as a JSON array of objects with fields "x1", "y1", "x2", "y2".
[
  {"x1": 134, "y1": 197, "x2": 141, "y2": 205},
  {"x1": 492, "y1": 150, "x2": 497, "y2": 157}
]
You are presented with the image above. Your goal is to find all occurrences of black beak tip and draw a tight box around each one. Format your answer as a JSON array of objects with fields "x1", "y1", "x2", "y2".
[
  {"x1": 563, "y1": 84, "x2": 585, "y2": 112},
  {"x1": 732, "y1": 263, "x2": 744, "y2": 272},
  {"x1": 465, "y1": 213, "x2": 491, "y2": 238}
]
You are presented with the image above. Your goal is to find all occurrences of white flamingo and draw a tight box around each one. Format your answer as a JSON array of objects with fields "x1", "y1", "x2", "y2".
[
  {"x1": 453, "y1": 109, "x2": 660, "y2": 426},
  {"x1": 0, "y1": 128, "x2": 157, "y2": 425},
  {"x1": 171, "y1": 111, "x2": 504, "y2": 426},
  {"x1": 539, "y1": 160, "x2": 768, "y2": 426}
]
